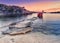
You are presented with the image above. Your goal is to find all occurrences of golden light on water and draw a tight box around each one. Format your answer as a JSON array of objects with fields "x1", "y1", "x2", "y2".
[{"x1": 43, "y1": 13, "x2": 60, "y2": 22}]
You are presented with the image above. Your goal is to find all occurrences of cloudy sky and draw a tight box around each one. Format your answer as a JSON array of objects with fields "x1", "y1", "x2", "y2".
[{"x1": 0, "y1": 0, "x2": 60, "y2": 11}]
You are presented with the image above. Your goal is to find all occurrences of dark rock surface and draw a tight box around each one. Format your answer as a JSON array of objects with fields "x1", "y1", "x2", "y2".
[{"x1": 0, "y1": 4, "x2": 32, "y2": 17}]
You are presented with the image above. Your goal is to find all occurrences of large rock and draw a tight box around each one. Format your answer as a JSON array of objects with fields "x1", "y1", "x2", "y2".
[
  {"x1": 0, "y1": 4, "x2": 31, "y2": 17},
  {"x1": 2, "y1": 27, "x2": 33, "y2": 35}
]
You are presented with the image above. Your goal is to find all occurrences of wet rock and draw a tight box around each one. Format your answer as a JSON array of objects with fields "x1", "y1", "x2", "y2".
[
  {"x1": 2, "y1": 27, "x2": 33, "y2": 35},
  {"x1": 9, "y1": 20, "x2": 32, "y2": 28}
]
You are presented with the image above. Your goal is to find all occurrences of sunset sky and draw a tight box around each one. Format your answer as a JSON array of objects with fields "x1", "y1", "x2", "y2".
[{"x1": 0, "y1": 0, "x2": 60, "y2": 12}]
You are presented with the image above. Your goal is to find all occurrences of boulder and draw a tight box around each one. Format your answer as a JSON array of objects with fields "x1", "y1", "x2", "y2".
[{"x1": 2, "y1": 27, "x2": 33, "y2": 35}]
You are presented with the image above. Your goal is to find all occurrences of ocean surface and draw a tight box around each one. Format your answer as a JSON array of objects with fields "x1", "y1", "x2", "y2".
[{"x1": 0, "y1": 13, "x2": 60, "y2": 35}]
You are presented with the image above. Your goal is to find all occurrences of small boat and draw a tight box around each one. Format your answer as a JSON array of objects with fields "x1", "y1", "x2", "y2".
[
  {"x1": 37, "y1": 12, "x2": 43, "y2": 18},
  {"x1": 37, "y1": 10, "x2": 44, "y2": 18}
]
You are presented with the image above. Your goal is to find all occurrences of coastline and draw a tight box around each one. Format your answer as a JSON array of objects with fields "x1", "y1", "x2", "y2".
[{"x1": 0, "y1": 32, "x2": 60, "y2": 43}]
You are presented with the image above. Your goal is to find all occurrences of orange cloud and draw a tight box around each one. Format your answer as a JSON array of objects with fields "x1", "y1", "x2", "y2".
[{"x1": 18, "y1": 1, "x2": 60, "y2": 12}]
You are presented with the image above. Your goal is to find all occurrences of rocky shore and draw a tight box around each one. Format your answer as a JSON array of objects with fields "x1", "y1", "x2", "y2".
[
  {"x1": 0, "y1": 32, "x2": 60, "y2": 43},
  {"x1": 0, "y1": 4, "x2": 33, "y2": 17},
  {"x1": 0, "y1": 18, "x2": 60, "y2": 43}
]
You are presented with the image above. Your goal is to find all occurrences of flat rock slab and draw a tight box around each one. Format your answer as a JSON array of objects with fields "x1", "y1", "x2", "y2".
[
  {"x1": 0, "y1": 32, "x2": 60, "y2": 43},
  {"x1": 9, "y1": 20, "x2": 32, "y2": 28},
  {"x1": 2, "y1": 27, "x2": 33, "y2": 35}
]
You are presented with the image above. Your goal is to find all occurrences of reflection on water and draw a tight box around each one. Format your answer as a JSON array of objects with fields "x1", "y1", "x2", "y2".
[
  {"x1": 31, "y1": 13, "x2": 60, "y2": 35},
  {"x1": 43, "y1": 13, "x2": 60, "y2": 22},
  {"x1": 41, "y1": 13, "x2": 60, "y2": 35}
]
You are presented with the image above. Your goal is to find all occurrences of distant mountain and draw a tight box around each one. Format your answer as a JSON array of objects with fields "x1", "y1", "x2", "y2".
[
  {"x1": 45, "y1": 8, "x2": 60, "y2": 12},
  {"x1": 0, "y1": 4, "x2": 31, "y2": 17}
]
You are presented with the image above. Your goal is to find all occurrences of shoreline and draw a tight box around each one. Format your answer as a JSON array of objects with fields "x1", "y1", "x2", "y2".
[{"x1": 0, "y1": 32, "x2": 60, "y2": 43}]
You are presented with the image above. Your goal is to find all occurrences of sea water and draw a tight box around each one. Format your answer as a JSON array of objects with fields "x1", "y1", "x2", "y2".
[
  {"x1": 0, "y1": 13, "x2": 60, "y2": 35},
  {"x1": 42, "y1": 13, "x2": 60, "y2": 35}
]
